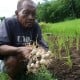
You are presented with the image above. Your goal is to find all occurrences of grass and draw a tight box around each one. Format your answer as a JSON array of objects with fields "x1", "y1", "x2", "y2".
[
  {"x1": 40, "y1": 19, "x2": 80, "y2": 37},
  {"x1": 0, "y1": 72, "x2": 9, "y2": 80},
  {"x1": 0, "y1": 66, "x2": 57, "y2": 80}
]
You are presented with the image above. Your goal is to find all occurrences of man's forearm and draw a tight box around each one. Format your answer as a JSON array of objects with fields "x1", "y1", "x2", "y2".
[{"x1": 0, "y1": 45, "x2": 18, "y2": 56}]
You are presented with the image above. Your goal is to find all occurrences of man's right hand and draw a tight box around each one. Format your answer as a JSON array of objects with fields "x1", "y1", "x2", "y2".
[{"x1": 17, "y1": 46, "x2": 33, "y2": 60}]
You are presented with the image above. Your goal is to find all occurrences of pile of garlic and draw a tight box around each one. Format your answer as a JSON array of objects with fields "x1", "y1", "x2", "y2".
[{"x1": 27, "y1": 46, "x2": 53, "y2": 73}]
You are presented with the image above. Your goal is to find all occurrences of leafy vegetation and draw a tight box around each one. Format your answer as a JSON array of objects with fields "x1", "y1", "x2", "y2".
[{"x1": 37, "y1": 0, "x2": 80, "y2": 23}]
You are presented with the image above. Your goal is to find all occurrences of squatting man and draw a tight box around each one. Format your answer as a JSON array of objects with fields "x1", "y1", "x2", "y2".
[{"x1": 0, "y1": 0, "x2": 48, "y2": 80}]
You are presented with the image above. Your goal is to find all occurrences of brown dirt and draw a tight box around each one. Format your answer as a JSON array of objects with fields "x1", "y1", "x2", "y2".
[
  {"x1": 47, "y1": 36, "x2": 80, "y2": 80},
  {"x1": 48, "y1": 46, "x2": 80, "y2": 80}
]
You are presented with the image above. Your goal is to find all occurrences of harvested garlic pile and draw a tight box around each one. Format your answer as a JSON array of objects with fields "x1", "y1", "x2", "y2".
[{"x1": 27, "y1": 45, "x2": 53, "y2": 73}]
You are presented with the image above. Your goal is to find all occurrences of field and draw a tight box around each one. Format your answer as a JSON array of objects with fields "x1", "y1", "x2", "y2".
[
  {"x1": 40, "y1": 19, "x2": 80, "y2": 80},
  {"x1": 0, "y1": 19, "x2": 80, "y2": 80}
]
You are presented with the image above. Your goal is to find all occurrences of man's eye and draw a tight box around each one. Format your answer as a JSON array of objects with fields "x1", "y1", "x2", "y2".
[{"x1": 23, "y1": 11, "x2": 29, "y2": 15}]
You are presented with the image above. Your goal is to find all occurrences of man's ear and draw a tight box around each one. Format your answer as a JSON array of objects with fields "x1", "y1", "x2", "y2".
[{"x1": 15, "y1": 10, "x2": 18, "y2": 16}]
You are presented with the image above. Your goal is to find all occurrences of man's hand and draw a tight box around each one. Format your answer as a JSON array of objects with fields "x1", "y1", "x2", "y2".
[{"x1": 17, "y1": 46, "x2": 33, "y2": 60}]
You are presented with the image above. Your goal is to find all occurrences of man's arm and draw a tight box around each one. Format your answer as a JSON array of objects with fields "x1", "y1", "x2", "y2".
[
  {"x1": 0, "y1": 45, "x2": 18, "y2": 56},
  {"x1": 0, "y1": 44, "x2": 33, "y2": 61}
]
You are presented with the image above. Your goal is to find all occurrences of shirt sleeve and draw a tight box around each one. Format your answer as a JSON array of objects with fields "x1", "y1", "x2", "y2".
[
  {"x1": 0, "y1": 20, "x2": 10, "y2": 45},
  {"x1": 36, "y1": 23, "x2": 49, "y2": 51}
]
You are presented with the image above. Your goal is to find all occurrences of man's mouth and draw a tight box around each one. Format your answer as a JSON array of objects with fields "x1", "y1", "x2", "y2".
[
  {"x1": 24, "y1": 22, "x2": 34, "y2": 27},
  {"x1": 27, "y1": 21, "x2": 34, "y2": 24},
  {"x1": 27, "y1": 22, "x2": 33, "y2": 25}
]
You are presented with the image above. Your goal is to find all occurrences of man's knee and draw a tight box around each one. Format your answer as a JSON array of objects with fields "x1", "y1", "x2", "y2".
[{"x1": 4, "y1": 56, "x2": 19, "y2": 76}]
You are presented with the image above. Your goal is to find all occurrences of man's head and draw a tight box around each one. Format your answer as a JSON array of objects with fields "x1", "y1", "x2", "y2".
[{"x1": 15, "y1": 0, "x2": 36, "y2": 28}]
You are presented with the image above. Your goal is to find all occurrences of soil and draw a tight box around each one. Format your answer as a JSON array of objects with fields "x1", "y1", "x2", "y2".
[{"x1": 47, "y1": 35, "x2": 80, "y2": 80}]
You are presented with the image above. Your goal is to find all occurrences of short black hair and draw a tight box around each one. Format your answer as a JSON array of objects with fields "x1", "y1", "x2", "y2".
[{"x1": 17, "y1": 0, "x2": 36, "y2": 11}]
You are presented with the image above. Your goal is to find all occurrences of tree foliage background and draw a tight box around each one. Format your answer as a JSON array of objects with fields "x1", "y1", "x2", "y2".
[{"x1": 36, "y1": 0, "x2": 80, "y2": 23}]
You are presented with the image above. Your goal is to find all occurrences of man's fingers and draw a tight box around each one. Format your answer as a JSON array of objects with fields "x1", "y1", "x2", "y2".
[{"x1": 17, "y1": 46, "x2": 33, "y2": 60}]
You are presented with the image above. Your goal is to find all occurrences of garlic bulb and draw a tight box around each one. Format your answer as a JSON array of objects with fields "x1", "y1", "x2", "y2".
[
  {"x1": 47, "y1": 51, "x2": 51, "y2": 54},
  {"x1": 35, "y1": 63, "x2": 40, "y2": 68},
  {"x1": 36, "y1": 61, "x2": 40, "y2": 64},
  {"x1": 26, "y1": 44, "x2": 53, "y2": 73},
  {"x1": 31, "y1": 48, "x2": 37, "y2": 55},
  {"x1": 42, "y1": 54, "x2": 46, "y2": 59},
  {"x1": 40, "y1": 59, "x2": 46, "y2": 65},
  {"x1": 45, "y1": 53, "x2": 50, "y2": 58},
  {"x1": 31, "y1": 63, "x2": 35, "y2": 68}
]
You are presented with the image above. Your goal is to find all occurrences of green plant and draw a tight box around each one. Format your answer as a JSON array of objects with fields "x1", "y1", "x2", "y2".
[{"x1": 26, "y1": 66, "x2": 57, "y2": 80}]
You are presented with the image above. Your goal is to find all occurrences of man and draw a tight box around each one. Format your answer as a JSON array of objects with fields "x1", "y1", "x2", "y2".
[{"x1": 0, "y1": 0, "x2": 48, "y2": 80}]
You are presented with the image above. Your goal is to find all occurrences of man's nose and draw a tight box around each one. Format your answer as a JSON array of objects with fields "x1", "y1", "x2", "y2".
[{"x1": 28, "y1": 14, "x2": 34, "y2": 19}]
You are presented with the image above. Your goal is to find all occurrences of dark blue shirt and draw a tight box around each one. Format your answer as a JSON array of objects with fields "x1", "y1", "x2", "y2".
[{"x1": 0, "y1": 17, "x2": 48, "y2": 59}]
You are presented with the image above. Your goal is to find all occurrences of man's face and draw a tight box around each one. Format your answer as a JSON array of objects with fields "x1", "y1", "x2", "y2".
[{"x1": 16, "y1": 1, "x2": 36, "y2": 28}]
